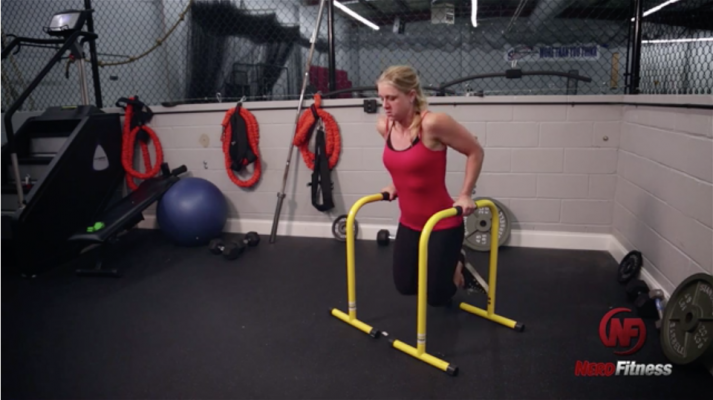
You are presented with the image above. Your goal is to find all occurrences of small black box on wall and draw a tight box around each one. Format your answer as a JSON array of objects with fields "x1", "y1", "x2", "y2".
[{"x1": 363, "y1": 99, "x2": 377, "y2": 114}]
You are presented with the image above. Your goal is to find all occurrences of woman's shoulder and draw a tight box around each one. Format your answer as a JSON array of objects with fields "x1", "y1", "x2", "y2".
[{"x1": 421, "y1": 110, "x2": 452, "y2": 133}]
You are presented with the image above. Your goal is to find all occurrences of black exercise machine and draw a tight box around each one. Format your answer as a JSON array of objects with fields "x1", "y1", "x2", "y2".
[
  {"x1": 1, "y1": 9, "x2": 188, "y2": 278},
  {"x1": 1, "y1": 9, "x2": 130, "y2": 277}
]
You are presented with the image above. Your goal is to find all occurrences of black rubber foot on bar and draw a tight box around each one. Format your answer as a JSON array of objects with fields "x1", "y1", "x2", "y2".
[
  {"x1": 515, "y1": 322, "x2": 525, "y2": 332},
  {"x1": 369, "y1": 329, "x2": 380, "y2": 338},
  {"x1": 446, "y1": 364, "x2": 459, "y2": 376}
]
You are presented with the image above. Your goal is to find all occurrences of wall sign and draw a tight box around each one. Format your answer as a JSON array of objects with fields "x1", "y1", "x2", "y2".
[{"x1": 505, "y1": 44, "x2": 601, "y2": 62}]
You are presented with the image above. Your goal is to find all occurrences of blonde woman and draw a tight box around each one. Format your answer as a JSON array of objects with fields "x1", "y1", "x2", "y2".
[{"x1": 377, "y1": 65, "x2": 485, "y2": 307}]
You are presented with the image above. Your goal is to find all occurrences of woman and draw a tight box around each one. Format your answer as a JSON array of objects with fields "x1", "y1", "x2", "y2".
[{"x1": 377, "y1": 65, "x2": 485, "y2": 307}]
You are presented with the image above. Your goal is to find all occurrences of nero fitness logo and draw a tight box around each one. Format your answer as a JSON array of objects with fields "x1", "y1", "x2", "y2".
[
  {"x1": 574, "y1": 308, "x2": 673, "y2": 376},
  {"x1": 600, "y1": 307, "x2": 646, "y2": 355}
]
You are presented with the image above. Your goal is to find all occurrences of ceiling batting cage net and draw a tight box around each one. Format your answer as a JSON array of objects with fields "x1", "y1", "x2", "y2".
[{"x1": 2, "y1": 0, "x2": 710, "y2": 111}]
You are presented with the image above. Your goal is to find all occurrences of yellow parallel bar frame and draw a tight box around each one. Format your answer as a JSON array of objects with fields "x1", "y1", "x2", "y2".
[
  {"x1": 390, "y1": 207, "x2": 460, "y2": 376},
  {"x1": 390, "y1": 199, "x2": 524, "y2": 376},
  {"x1": 329, "y1": 193, "x2": 386, "y2": 338},
  {"x1": 459, "y1": 199, "x2": 524, "y2": 332}
]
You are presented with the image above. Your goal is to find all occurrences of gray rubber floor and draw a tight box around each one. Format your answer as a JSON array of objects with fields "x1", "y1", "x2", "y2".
[{"x1": 2, "y1": 229, "x2": 712, "y2": 399}]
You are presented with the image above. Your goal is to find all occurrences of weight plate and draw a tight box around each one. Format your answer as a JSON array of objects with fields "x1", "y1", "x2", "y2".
[
  {"x1": 660, "y1": 273, "x2": 713, "y2": 366},
  {"x1": 332, "y1": 214, "x2": 358, "y2": 242},
  {"x1": 462, "y1": 197, "x2": 512, "y2": 252},
  {"x1": 618, "y1": 250, "x2": 643, "y2": 284}
]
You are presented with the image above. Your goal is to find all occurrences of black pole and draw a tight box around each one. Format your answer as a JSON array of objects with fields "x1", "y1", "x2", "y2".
[
  {"x1": 630, "y1": 0, "x2": 644, "y2": 94},
  {"x1": 624, "y1": 0, "x2": 633, "y2": 93},
  {"x1": 327, "y1": 0, "x2": 336, "y2": 97},
  {"x1": 84, "y1": 0, "x2": 102, "y2": 107}
]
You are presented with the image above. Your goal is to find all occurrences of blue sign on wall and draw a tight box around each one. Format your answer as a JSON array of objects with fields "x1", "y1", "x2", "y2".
[{"x1": 506, "y1": 45, "x2": 600, "y2": 62}]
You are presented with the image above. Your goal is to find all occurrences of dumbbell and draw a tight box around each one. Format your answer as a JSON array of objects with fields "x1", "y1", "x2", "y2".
[
  {"x1": 625, "y1": 279, "x2": 665, "y2": 321},
  {"x1": 377, "y1": 229, "x2": 396, "y2": 246},
  {"x1": 625, "y1": 279, "x2": 650, "y2": 302},
  {"x1": 209, "y1": 238, "x2": 241, "y2": 260},
  {"x1": 209, "y1": 231, "x2": 260, "y2": 260},
  {"x1": 635, "y1": 288, "x2": 665, "y2": 323}
]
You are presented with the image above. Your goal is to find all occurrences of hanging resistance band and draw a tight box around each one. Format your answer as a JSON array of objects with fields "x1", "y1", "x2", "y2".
[
  {"x1": 293, "y1": 93, "x2": 341, "y2": 212},
  {"x1": 221, "y1": 103, "x2": 261, "y2": 188},
  {"x1": 116, "y1": 96, "x2": 163, "y2": 190}
]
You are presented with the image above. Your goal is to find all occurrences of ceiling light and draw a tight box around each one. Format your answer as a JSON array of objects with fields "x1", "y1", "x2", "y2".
[
  {"x1": 471, "y1": 0, "x2": 478, "y2": 27},
  {"x1": 334, "y1": 0, "x2": 379, "y2": 30},
  {"x1": 631, "y1": 0, "x2": 681, "y2": 21},
  {"x1": 642, "y1": 37, "x2": 713, "y2": 44}
]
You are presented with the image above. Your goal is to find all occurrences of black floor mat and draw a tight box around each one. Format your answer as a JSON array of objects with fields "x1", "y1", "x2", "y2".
[{"x1": 2, "y1": 229, "x2": 711, "y2": 399}]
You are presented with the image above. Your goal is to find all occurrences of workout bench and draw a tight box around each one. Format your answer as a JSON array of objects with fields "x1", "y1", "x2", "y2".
[
  {"x1": 330, "y1": 193, "x2": 525, "y2": 376},
  {"x1": 68, "y1": 163, "x2": 187, "y2": 277}
]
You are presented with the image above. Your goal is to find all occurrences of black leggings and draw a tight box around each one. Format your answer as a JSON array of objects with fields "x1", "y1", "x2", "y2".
[{"x1": 392, "y1": 222, "x2": 465, "y2": 307}]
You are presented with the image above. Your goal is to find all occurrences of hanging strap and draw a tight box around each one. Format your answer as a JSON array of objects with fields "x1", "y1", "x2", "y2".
[
  {"x1": 116, "y1": 96, "x2": 153, "y2": 143},
  {"x1": 307, "y1": 105, "x2": 334, "y2": 212},
  {"x1": 229, "y1": 105, "x2": 257, "y2": 171}
]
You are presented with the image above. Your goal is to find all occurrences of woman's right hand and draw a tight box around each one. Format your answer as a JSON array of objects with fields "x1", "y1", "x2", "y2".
[{"x1": 381, "y1": 184, "x2": 397, "y2": 201}]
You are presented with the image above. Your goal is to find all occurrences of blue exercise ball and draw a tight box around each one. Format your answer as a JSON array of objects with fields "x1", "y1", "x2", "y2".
[{"x1": 157, "y1": 177, "x2": 228, "y2": 246}]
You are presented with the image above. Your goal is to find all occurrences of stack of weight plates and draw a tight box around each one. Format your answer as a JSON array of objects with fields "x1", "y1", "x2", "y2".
[{"x1": 660, "y1": 273, "x2": 713, "y2": 371}]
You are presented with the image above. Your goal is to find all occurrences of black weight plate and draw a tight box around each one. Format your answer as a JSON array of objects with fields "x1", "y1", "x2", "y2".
[
  {"x1": 660, "y1": 273, "x2": 713, "y2": 366},
  {"x1": 618, "y1": 250, "x2": 643, "y2": 284},
  {"x1": 332, "y1": 215, "x2": 358, "y2": 242}
]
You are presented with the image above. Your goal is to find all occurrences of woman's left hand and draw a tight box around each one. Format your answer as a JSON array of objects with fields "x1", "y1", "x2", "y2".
[{"x1": 453, "y1": 194, "x2": 477, "y2": 216}]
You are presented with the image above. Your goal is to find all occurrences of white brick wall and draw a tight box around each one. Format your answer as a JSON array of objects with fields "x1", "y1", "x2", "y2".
[
  {"x1": 589, "y1": 175, "x2": 618, "y2": 199},
  {"x1": 674, "y1": 108, "x2": 713, "y2": 138},
  {"x1": 105, "y1": 96, "x2": 711, "y2": 287},
  {"x1": 561, "y1": 200, "x2": 613, "y2": 224},
  {"x1": 593, "y1": 122, "x2": 620, "y2": 148},
  {"x1": 612, "y1": 99, "x2": 713, "y2": 289},
  {"x1": 540, "y1": 122, "x2": 592, "y2": 147},
  {"x1": 511, "y1": 149, "x2": 563, "y2": 173},
  {"x1": 537, "y1": 175, "x2": 588, "y2": 199},
  {"x1": 127, "y1": 99, "x2": 694, "y2": 228},
  {"x1": 513, "y1": 105, "x2": 567, "y2": 121},
  {"x1": 508, "y1": 199, "x2": 561, "y2": 223},
  {"x1": 567, "y1": 105, "x2": 622, "y2": 121},
  {"x1": 564, "y1": 149, "x2": 618, "y2": 173},
  {"x1": 487, "y1": 122, "x2": 539, "y2": 147}
]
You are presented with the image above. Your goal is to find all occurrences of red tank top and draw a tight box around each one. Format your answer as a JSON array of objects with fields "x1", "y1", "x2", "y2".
[{"x1": 382, "y1": 112, "x2": 463, "y2": 232}]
